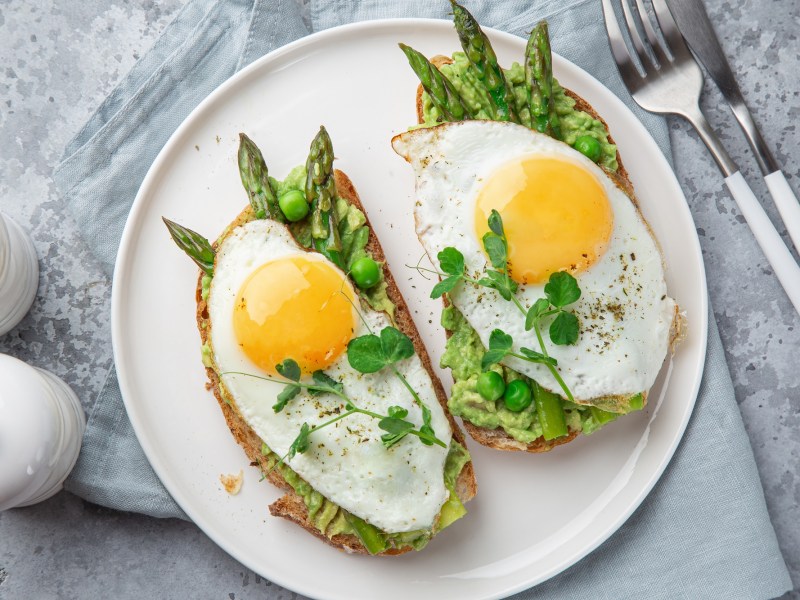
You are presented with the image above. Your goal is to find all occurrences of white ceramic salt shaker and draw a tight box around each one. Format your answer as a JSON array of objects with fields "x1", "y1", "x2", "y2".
[
  {"x1": 0, "y1": 354, "x2": 85, "y2": 510},
  {"x1": 0, "y1": 212, "x2": 39, "y2": 336}
]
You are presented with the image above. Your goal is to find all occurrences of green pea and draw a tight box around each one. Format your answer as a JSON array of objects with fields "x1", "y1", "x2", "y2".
[
  {"x1": 573, "y1": 135, "x2": 602, "y2": 162},
  {"x1": 351, "y1": 257, "x2": 381, "y2": 289},
  {"x1": 503, "y1": 380, "x2": 532, "y2": 412},
  {"x1": 278, "y1": 189, "x2": 309, "y2": 222},
  {"x1": 476, "y1": 371, "x2": 506, "y2": 401}
]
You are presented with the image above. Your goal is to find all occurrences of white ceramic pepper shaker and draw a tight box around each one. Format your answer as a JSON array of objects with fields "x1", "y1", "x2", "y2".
[
  {"x1": 0, "y1": 354, "x2": 86, "y2": 510},
  {"x1": 0, "y1": 211, "x2": 39, "y2": 336}
]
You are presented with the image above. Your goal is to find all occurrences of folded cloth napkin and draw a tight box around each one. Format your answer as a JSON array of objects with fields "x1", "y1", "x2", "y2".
[{"x1": 53, "y1": 0, "x2": 792, "y2": 597}]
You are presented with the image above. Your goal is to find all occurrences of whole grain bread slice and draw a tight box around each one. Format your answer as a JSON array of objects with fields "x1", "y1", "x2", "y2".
[
  {"x1": 415, "y1": 56, "x2": 680, "y2": 453},
  {"x1": 195, "y1": 169, "x2": 476, "y2": 555}
]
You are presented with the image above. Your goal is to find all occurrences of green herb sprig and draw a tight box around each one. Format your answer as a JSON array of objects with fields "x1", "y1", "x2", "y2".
[
  {"x1": 268, "y1": 355, "x2": 445, "y2": 455},
  {"x1": 225, "y1": 328, "x2": 446, "y2": 473},
  {"x1": 346, "y1": 326, "x2": 438, "y2": 445},
  {"x1": 410, "y1": 211, "x2": 582, "y2": 401}
]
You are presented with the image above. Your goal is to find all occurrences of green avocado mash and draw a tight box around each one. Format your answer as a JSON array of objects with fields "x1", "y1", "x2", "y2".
[
  {"x1": 441, "y1": 306, "x2": 642, "y2": 444},
  {"x1": 268, "y1": 166, "x2": 395, "y2": 319},
  {"x1": 420, "y1": 52, "x2": 618, "y2": 172},
  {"x1": 256, "y1": 428, "x2": 469, "y2": 551}
]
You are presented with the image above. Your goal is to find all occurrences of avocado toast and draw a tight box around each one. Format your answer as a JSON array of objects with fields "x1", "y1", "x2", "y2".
[
  {"x1": 396, "y1": 3, "x2": 682, "y2": 452},
  {"x1": 165, "y1": 128, "x2": 476, "y2": 555}
]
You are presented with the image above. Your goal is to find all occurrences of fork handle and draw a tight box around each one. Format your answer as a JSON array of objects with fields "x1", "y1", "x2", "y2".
[
  {"x1": 725, "y1": 171, "x2": 800, "y2": 315},
  {"x1": 764, "y1": 171, "x2": 800, "y2": 252}
]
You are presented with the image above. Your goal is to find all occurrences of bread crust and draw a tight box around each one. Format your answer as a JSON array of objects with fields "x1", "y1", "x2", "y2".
[
  {"x1": 196, "y1": 170, "x2": 476, "y2": 556},
  {"x1": 413, "y1": 56, "x2": 674, "y2": 453}
]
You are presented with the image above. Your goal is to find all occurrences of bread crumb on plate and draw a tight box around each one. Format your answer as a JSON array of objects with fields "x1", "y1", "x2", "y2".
[{"x1": 220, "y1": 470, "x2": 244, "y2": 495}]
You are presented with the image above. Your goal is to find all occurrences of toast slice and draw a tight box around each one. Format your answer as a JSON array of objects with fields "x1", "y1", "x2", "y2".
[
  {"x1": 413, "y1": 56, "x2": 681, "y2": 453},
  {"x1": 195, "y1": 169, "x2": 476, "y2": 555}
]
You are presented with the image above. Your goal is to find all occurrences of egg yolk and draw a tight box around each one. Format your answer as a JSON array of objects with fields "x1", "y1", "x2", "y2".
[
  {"x1": 475, "y1": 156, "x2": 613, "y2": 284},
  {"x1": 233, "y1": 256, "x2": 356, "y2": 375}
]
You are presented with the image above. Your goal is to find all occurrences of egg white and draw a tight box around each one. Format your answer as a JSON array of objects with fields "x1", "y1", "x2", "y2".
[
  {"x1": 393, "y1": 121, "x2": 677, "y2": 402},
  {"x1": 207, "y1": 219, "x2": 452, "y2": 533}
]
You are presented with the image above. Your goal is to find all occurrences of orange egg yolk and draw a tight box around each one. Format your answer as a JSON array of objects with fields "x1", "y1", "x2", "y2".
[
  {"x1": 475, "y1": 156, "x2": 613, "y2": 284},
  {"x1": 233, "y1": 256, "x2": 356, "y2": 375}
]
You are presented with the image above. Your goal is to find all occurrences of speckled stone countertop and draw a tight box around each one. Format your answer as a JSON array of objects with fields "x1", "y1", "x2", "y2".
[{"x1": 0, "y1": 1, "x2": 798, "y2": 598}]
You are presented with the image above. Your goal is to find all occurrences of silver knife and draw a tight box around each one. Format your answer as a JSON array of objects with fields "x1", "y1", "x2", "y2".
[{"x1": 665, "y1": 0, "x2": 800, "y2": 251}]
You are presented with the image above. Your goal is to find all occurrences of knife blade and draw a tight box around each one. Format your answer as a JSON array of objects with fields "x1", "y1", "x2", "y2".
[
  {"x1": 665, "y1": 0, "x2": 779, "y2": 175},
  {"x1": 664, "y1": 0, "x2": 800, "y2": 255}
]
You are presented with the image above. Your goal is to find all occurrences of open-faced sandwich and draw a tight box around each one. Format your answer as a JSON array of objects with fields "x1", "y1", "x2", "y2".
[
  {"x1": 164, "y1": 127, "x2": 476, "y2": 554},
  {"x1": 393, "y1": 2, "x2": 683, "y2": 452}
]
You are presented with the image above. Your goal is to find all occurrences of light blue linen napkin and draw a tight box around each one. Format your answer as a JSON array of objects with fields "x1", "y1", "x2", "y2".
[{"x1": 52, "y1": 0, "x2": 793, "y2": 597}]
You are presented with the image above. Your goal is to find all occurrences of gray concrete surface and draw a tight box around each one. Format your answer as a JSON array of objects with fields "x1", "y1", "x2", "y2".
[{"x1": 0, "y1": 0, "x2": 798, "y2": 598}]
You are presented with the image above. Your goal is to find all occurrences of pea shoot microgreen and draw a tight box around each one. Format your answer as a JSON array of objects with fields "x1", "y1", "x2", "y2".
[
  {"x1": 347, "y1": 326, "x2": 438, "y2": 446},
  {"x1": 225, "y1": 319, "x2": 446, "y2": 475},
  {"x1": 408, "y1": 210, "x2": 584, "y2": 402}
]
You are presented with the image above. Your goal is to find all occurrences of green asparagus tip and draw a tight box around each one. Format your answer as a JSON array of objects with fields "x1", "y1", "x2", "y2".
[{"x1": 162, "y1": 217, "x2": 215, "y2": 276}]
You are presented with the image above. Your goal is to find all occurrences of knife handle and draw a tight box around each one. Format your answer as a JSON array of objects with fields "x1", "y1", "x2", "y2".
[
  {"x1": 725, "y1": 171, "x2": 800, "y2": 315},
  {"x1": 764, "y1": 171, "x2": 800, "y2": 253}
]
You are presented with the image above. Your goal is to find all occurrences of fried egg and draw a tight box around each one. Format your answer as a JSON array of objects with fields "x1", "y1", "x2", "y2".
[
  {"x1": 392, "y1": 121, "x2": 677, "y2": 403},
  {"x1": 207, "y1": 219, "x2": 452, "y2": 533}
]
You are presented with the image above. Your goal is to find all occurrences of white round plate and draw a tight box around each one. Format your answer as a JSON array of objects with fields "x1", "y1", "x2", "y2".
[{"x1": 112, "y1": 19, "x2": 707, "y2": 600}]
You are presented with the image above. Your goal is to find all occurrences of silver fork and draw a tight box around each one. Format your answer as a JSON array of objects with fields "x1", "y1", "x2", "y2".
[{"x1": 601, "y1": 0, "x2": 800, "y2": 315}]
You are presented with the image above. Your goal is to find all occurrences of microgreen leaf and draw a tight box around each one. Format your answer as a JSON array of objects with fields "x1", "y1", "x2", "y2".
[
  {"x1": 489, "y1": 328, "x2": 513, "y2": 351},
  {"x1": 273, "y1": 384, "x2": 300, "y2": 412},
  {"x1": 347, "y1": 334, "x2": 386, "y2": 373},
  {"x1": 550, "y1": 311, "x2": 579, "y2": 345},
  {"x1": 525, "y1": 298, "x2": 551, "y2": 331},
  {"x1": 418, "y1": 403, "x2": 435, "y2": 445},
  {"x1": 378, "y1": 417, "x2": 414, "y2": 448},
  {"x1": 275, "y1": 358, "x2": 301, "y2": 382},
  {"x1": 430, "y1": 275, "x2": 461, "y2": 299},
  {"x1": 387, "y1": 405, "x2": 409, "y2": 419},
  {"x1": 519, "y1": 347, "x2": 558, "y2": 366},
  {"x1": 482, "y1": 232, "x2": 507, "y2": 269},
  {"x1": 418, "y1": 424, "x2": 436, "y2": 446},
  {"x1": 544, "y1": 271, "x2": 581, "y2": 308},
  {"x1": 308, "y1": 371, "x2": 343, "y2": 396},
  {"x1": 481, "y1": 349, "x2": 507, "y2": 370},
  {"x1": 488, "y1": 209, "x2": 504, "y2": 236},
  {"x1": 438, "y1": 247, "x2": 465, "y2": 276},
  {"x1": 380, "y1": 327, "x2": 415, "y2": 364},
  {"x1": 482, "y1": 330, "x2": 513, "y2": 369},
  {"x1": 288, "y1": 423, "x2": 311, "y2": 459},
  {"x1": 421, "y1": 403, "x2": 432, "y2": 427},
  {"x1": 348, "y1": 327, "x2": 415, "y2": 374},
  {"x1": 478, "y1": 270, "x2": 518, "y2": 301}
]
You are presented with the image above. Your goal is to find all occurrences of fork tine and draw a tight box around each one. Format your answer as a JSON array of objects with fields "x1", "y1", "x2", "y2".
[
  {"x1": 601, "y1": 0, "x2": 645, "y2": 91},
  {"x1": 652, "y1": 0, "x2": 694, "y2": 60},
  {"x1": 619, "y1": 0, "x2": 658, "y2": 72},
  {"x1": 633, "y1": 0, "x2": 673, "y2": 65}
]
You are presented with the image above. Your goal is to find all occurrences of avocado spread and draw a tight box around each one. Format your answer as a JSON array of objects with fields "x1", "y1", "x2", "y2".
[
  {"x1": 420, "y1": 52, "x2": 618, "y2": 172},
  {"x1": 441, "y1": 306, "x2": 641, "y2": 443},
  {"x1": 256, "y1": 435, "x2": 469, "y2": 551}
]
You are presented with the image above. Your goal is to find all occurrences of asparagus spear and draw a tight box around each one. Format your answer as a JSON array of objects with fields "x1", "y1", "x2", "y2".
[
  {"x1": 344, "y1": 513, "x2": 388, "y2": 555},
  {"x1": 162, "y1": 218, "x2": 215, "y2": 276},
  {"x1": 533, "y1": 381, "x2": 568, "y2": 441},
  {"x1": 398, "y1": 43, "x2": 473, "y2": 121},
  {"x1": 305, "y1": 126, "x2": 344, "y2": 269},
  {"x1": 525, "y1": 21, "x2": 562, "y2": 139},
  {"x1": 450, "y1": 0, "x2": 519, "y2": 123},
  {"x1": 238, "y1": 133, "x2": 284, "y2": 221}
]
